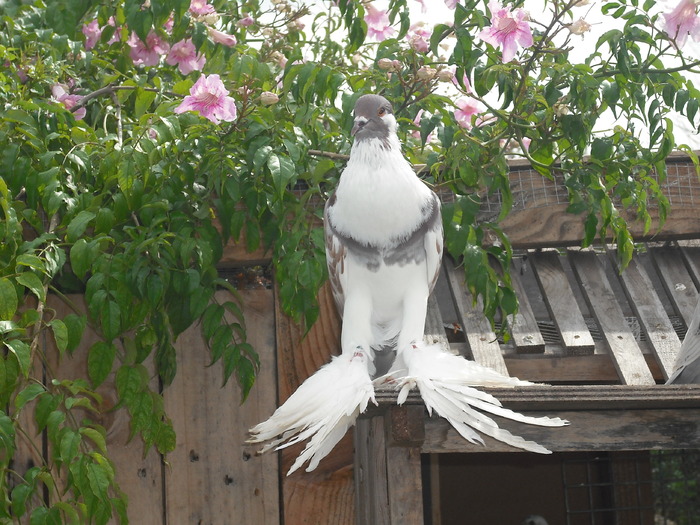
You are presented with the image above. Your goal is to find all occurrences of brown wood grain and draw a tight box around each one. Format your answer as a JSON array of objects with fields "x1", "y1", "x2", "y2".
[
  {"x1": 164, "y1": 289, "x2": 279, "y2": 525},
  {"x1": 274, "y1": 282, "x2": 356, "y2": 525}
]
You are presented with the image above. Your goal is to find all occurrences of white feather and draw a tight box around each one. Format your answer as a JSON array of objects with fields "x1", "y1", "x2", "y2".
[
  {"x1": 395, "y1": 343, "x2": 569, "y2": 454},
  {"x1": 248, "y1": 352, "x2": 375, "y2": 475}
]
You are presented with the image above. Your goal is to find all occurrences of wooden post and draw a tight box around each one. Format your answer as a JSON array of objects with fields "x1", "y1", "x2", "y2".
[{"x1": 354, "y1": 407, "x2": 425, "y2": 525}]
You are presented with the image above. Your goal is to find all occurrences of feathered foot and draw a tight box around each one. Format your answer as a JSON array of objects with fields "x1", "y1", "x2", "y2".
[
  {"x1": 248, "y1": 350, "x2": 375, "y2": 475},
  {"x1": 395, "y1": 343, "x2": 569, "y2": 454}
]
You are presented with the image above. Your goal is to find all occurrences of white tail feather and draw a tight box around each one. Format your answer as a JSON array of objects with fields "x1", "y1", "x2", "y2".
[
  {"x1": 398, "y1": 343, "x2": 569, "y2": 454},
  {"x1": 248, "y1": 352, "x2": 375, "y2": 475}
]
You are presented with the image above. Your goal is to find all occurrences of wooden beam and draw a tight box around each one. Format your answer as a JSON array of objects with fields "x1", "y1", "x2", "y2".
[
  {"x1": 569, "y1": 251, "x2": 655, "y2": 385},
  {"x1": 614, "y1": 253, "x2": 681, "y2": 380},
  {"x1": 445, "y1": 260, "x2": 509, "y2": 376},
  {"x1": 530, "y1": 251, "x2": 595, "y2": 355},
  {"x1": 508, "y1": 266, "x2": 546, "y2": 354}
]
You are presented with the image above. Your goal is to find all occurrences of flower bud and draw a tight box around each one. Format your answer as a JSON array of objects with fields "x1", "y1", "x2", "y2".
[
  {"x1": 260, "y1": 91, "x2": 280, "y2": 105},
  {"x1": 416, "y1": 66, "x2": 436, "y2": 80},
  {"x1": 569, "y1": 18, "x2": 591, "y2": 35},
  {"x1": 437, "y1": 68, "x2": 455, "y2": 82},
  {"x1": 377, "y1": 58, "x2": 394, "y2": 70}
]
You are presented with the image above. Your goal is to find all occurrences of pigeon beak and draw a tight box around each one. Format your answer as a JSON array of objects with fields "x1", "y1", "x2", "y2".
[{"x1": 351, "y1": 117, "x2": 367, "y2": 136}]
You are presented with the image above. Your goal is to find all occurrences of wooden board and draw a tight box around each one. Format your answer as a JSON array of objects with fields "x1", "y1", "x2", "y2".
[
  {"x1": 164, "y1": 289, "x2": 279, "y2": 525},
  {"x1": 355, "y1": 413, "x2": 425, "y2": 525},
  {"x1": 508, "y1": 266, "x2": 546, "y2": 354},
  {"x1": 614, "y1": 254, "x2": 681, "y2": 380},
  {"x1": 569, "y1": 251, "x2": 655, "y2": 385},
  {"x1": 274, "y1": 282, "x2": 355, "y2": 525},
  {"x1": 421, "y1": 407, "x2": 700, "y2": 453},
  {"x1": 445, "y1": 260, "x2": 509, "y2": 376},
  {"x1": 651, "y1": 247, "x2": 700, "y2": 326},
  {"x1": 530, "y1": 251, "x2": 595, "y2": 355}
]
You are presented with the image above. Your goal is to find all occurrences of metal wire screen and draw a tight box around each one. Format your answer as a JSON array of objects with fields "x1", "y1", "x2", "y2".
[
  {"x1": 477, "y1": 159, "x2": 699, "y2": 215},
  {"x1": 561, "y1": 451, "x2": 700, "y2": 525}
]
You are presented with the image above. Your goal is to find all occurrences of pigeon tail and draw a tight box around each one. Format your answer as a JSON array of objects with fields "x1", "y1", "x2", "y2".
[
  {"x1": 248, "y1": 351, "x2": 375, "y2": 475},
  {"x1": 394, "y1": 342, "x2": 569, "y2": 454}
]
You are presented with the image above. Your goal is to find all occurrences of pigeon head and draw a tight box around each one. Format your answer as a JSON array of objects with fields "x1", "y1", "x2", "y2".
[{"x1": 351, "y1": 94, "x2": 396, "y2": 142}]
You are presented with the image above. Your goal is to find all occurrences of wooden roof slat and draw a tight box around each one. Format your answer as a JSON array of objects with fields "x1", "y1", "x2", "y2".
[
  {"x1": 650, "y1": 247, "x2": 699, "y2": 327},
  {"x1": 530, "y1": 251, "x2": 596, "y2": 355},
  {"x1": 613, "y1": 253, "x2": 681, "y2": 380},
  {"x1": 444, "y1": 260, "x2": 509, "y2": 376},
  {"x1": 424, "y1": 292, "x2": 450, "y2": 348},
  {"x1": 569, "y1": 251, "x2": 656, "y2": 385},
  {"x1": 680, "y1": 245, "x2": 700, "y2": 290},
  {"x1": 508, "y1": 265, "x2": 546, "y2": 354}
]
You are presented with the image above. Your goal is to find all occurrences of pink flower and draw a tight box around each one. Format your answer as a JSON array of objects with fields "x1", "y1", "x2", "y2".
[
  {"x1": 128, "y1": 31, "x2": 170, "y2": 67},
  {"x1": 415, "y1": 0, "x2": 428, "y2": 12},
  {"x1": 208, "y1": 27, "x2": 237, "y2": 47},
  {"x1": 445, "y1": 0, "x2": 459, "y2": 8},
  {"x1": 82, "y1": 19, "x2": 102, "y2": 50},
  {"x1": 237, "y1": 15, "x2": 255, "y2": 27},
  {"x1": 189, "y1": 0, "x2": 215, "y2": 16},
  {"x1": 479, "y1": 1, "x2": 534, "y2": 63},
  {"x1": 106, "y1": 17, "x2": 122, "y2": 45},
  {"x1": 52, "y1": 84, "x2": 86, "y2": 120},
  {"x1": 166, "y1": 39, "x2": 206, "y2": 75},
  {"x1": 164, "y1": 16, "x2": 175, "y2": 33},
  {"x1": 454, "y1": 97, "x2": 483, "y2": 128},
  {"x1": 174, "y1": 74, "x2": 237, "y2": 124},
  {"x1": 412, "y1": 110, "x2": 434, "y2": 142},
  {"x1": 662, "y1": 0, "x2": 700, "y2": 47},
  {"x1": 407, "y1": 23, "x2": 432, "y2": 53},
  {"x1": 365, "y1": 4, "x2": 397, "y2": 41}
]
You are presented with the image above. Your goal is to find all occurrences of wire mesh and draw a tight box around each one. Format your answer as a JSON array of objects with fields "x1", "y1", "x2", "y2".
[{"x1": 560, "y1": 451, "x2": 700, "y2": 525}]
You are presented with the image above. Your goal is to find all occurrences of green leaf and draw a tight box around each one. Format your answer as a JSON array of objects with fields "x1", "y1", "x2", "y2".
[
  {"x1": 15, "y1": 383, "x2": 46, "y2": 411},
  {"x1": 49, "y1": 319, "x2": 69, "y2": 354},
  {"x1": 70, "y1": 239, "x2": 91, "y2": 280},
  {"x1": 80, "y1": 427, "x2": 108, "y2": 455},
  {"x1": 100, "y1": 301, "x2": 121, "y2": 341},
  {"x1": 135, "y1": 88, "x2": 157, "y2": 118},
  {"x1": 16, "y1": 272, "x2": 46, "y2": 302},
  {"x1": 66, "y1": 210, "x2": 96, "y2": 243},
  {"x1": 267, "y1": 154, "x2": 296, "y2": 200},
  {"x1": 5, "y1": 340, "x2": 31, "y2": 378},
  {"x1": 88, "y1": 342, "x2": 116, "y2": 388},
  {"x1": 63, "y1": 314, "x2": 87, "y2": 354},
  {"x1": 59, "y1": 429, "x2": 81, "y2": 463},
  {"x1": 0, "y1": 277, "x2": 18, "y2": 320}
]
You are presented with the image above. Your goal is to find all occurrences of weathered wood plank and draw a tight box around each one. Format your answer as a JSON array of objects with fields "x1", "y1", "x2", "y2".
[
  {"x1": 375, "y1": 384, "x2": 700, "y2": 411},
  {"x1": 530, "y1": 251, "x2": 595, "y2": 355},
  {"x1": 424, "y1": 291, "x2": 449, "y2": 348},
  {"x1": 569, "y1": 251, "x2": 655, "y2": 385},
  {"x1": 614, "y1": 254, "x2": 681, "y2": 380},
  {"x1": 501, "y1": 350, "x2": 665, "y2": 384},
  {"x1": 508, "y1": 265, "x2": 546, "y2": 354},
  {"x1": 421, "y1": 407, "x2": 700, "y2": 453},
  {"x1": 274, "y1": 282, "x2": 355, "y2": 525},
  {"x1": 164, "y1": 289, "x2": 279, "y2": 525},
  {"x1": 354, "y1": 416, "x2": 390, "y2": 525},
  {"x1": 386, "y1": 445, "x2": 424, "y2": 525},
  {"x1": 651, "y1": 247, "x2": 699, "y2": 326},
  {"x1": 47, "y1": 296, "x2": 164, "y2": 524},
  {"x1": 445, "y1": 260, "x2": 509, "y2": 376}
]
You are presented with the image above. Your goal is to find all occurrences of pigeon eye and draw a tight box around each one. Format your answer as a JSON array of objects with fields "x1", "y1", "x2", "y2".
[{"x1": 377, "y1": 107, "x2": 386, "y2": 116}]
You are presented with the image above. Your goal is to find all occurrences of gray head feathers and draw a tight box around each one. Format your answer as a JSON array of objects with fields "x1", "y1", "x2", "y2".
[{"x1": 351, "y1": 94, "x2": 395, "y2": 142}]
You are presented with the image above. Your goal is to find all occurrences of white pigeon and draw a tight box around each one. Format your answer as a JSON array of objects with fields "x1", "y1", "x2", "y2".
[
  {"x1": 668, "y1": 297, "x2": 700, "y2": 384},
  {"x1": 249, "y1": 94, "x2": 568, "y2": 474}
]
